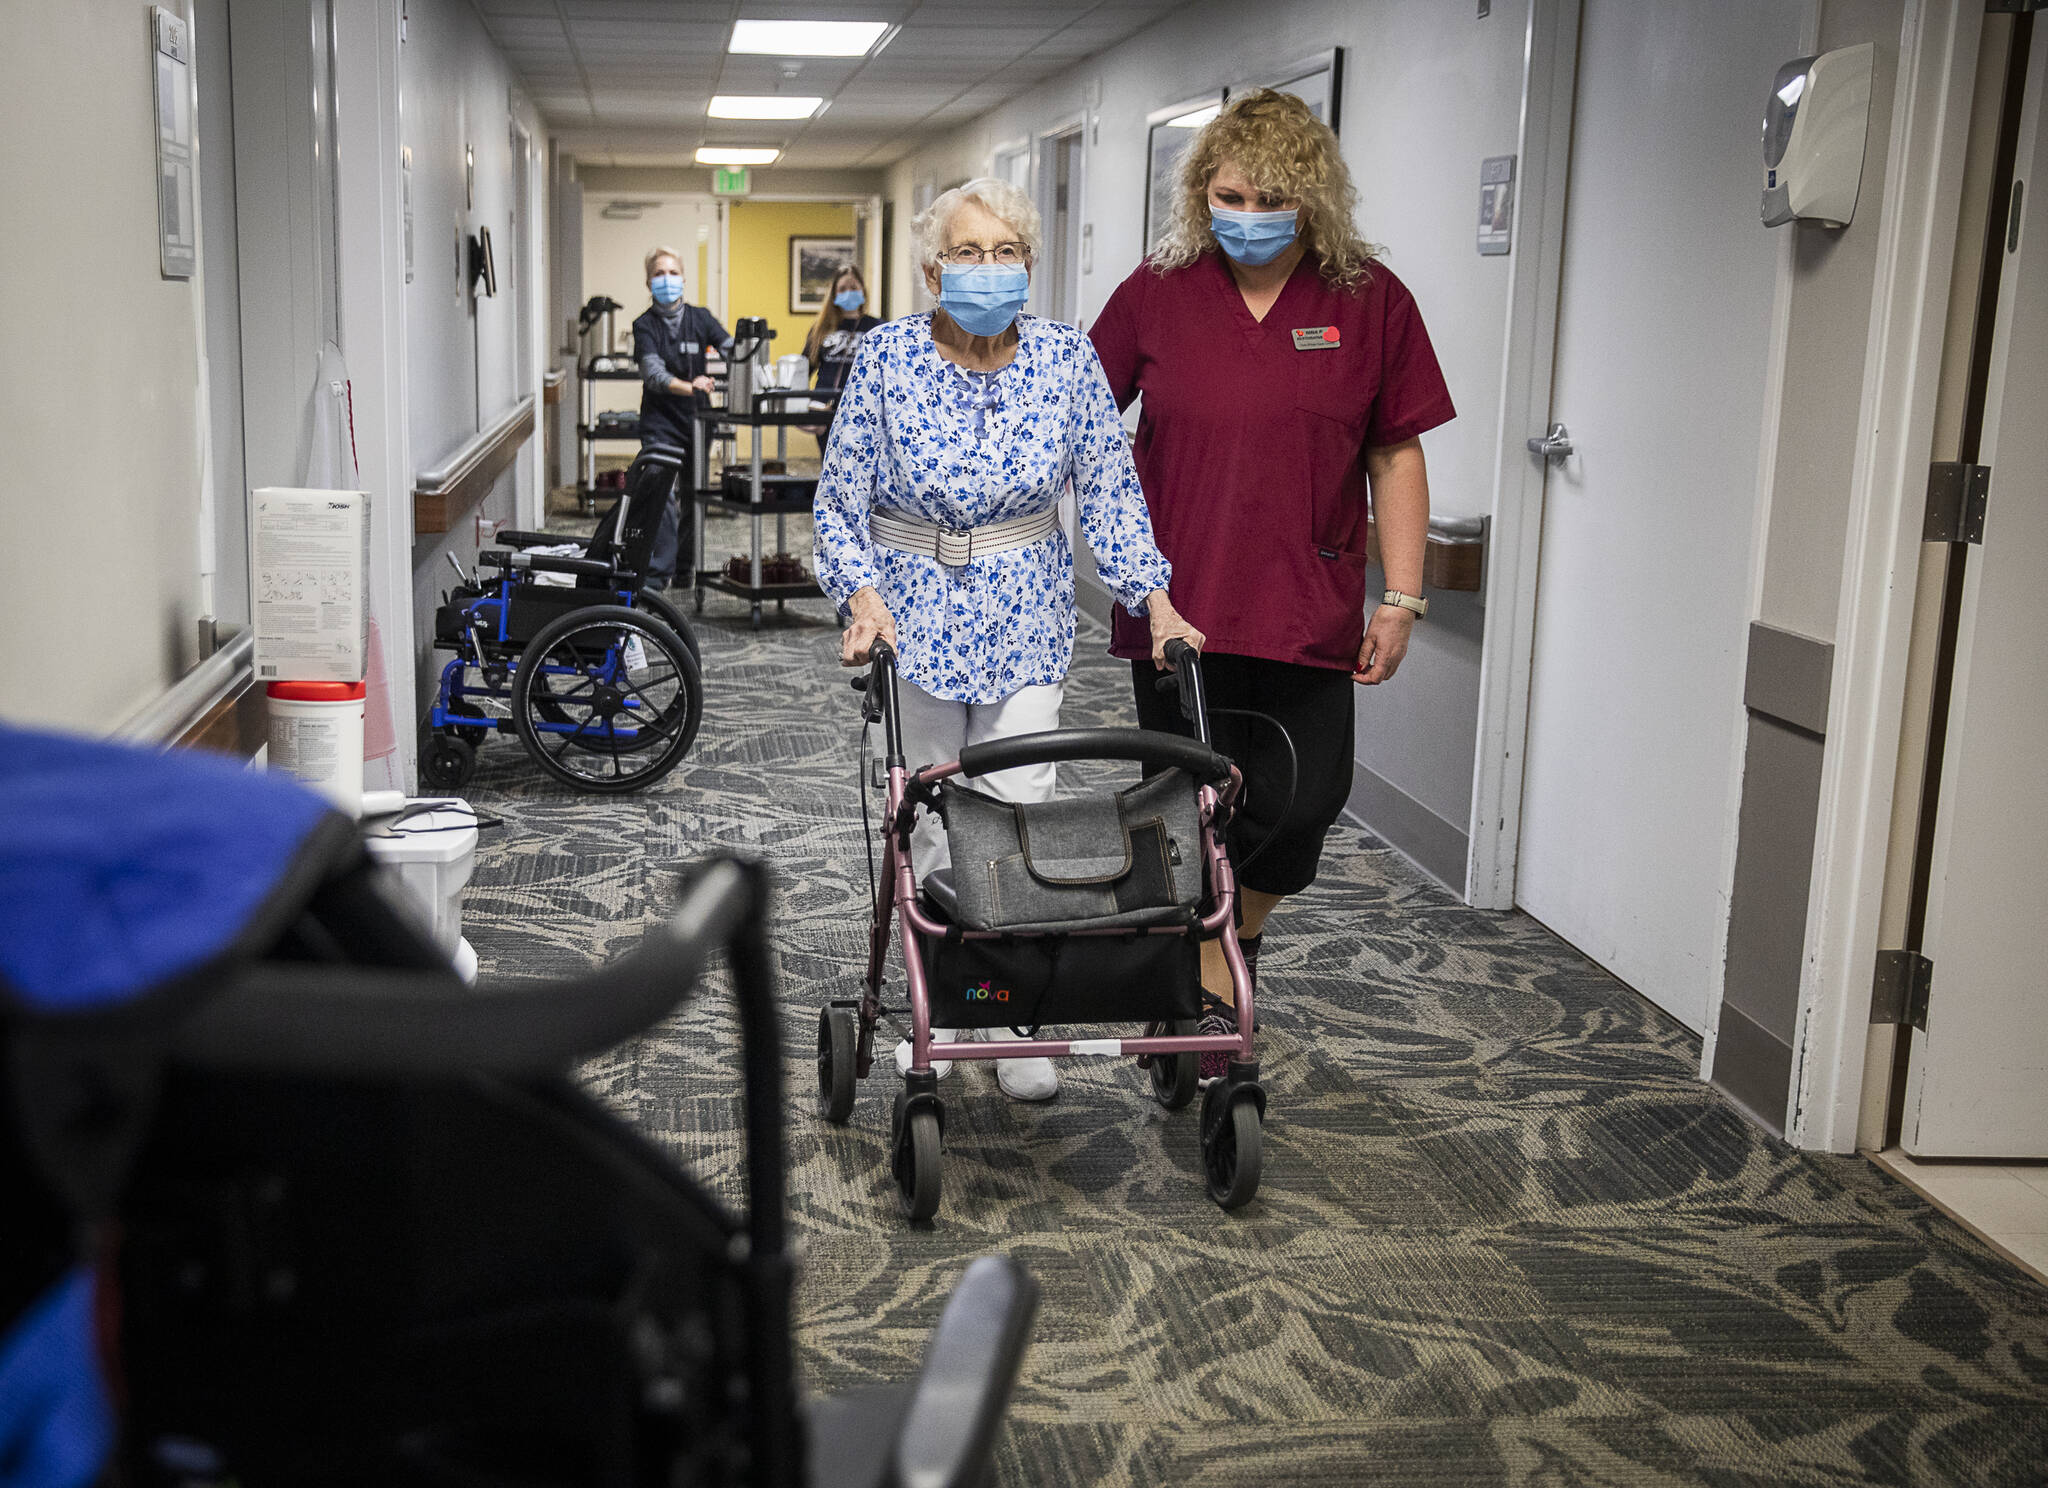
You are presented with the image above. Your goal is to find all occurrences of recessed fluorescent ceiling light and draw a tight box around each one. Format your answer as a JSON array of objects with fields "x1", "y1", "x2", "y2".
[
  {"x1": 1165, "y1": 104, "x2": 1221, "y2": 129},
  {"x1": 729, "y1": 20, "x2": 891, "y2": 57},
  {"x1": 696, "y1": 147, "x2": 781, "y2": 165},
  {"x1": 708, "y1": 95, "x2": 823, "y2": 120}
]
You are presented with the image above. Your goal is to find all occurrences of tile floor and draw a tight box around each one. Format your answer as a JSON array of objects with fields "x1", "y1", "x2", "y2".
[{"x1": 1875, "y1": 1148, "x2": 2048, "y2": 1281}]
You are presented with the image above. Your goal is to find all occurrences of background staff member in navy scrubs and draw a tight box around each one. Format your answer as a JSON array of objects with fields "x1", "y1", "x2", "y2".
[
  {"x1": 633, "y1": 246, "x2": 731, "y2": 589},
  {"x1": 1090, "y1": 89, "x2": 1455, "y2": 1080}
]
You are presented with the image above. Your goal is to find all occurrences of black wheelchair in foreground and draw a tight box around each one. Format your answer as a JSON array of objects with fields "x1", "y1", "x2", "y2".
[
  {"x1": 423, "y1": 443, "x2": 705, "y2": 793},
  {"x1": 1, "y1": 724, "x2": 1037, "y2": 1487}
]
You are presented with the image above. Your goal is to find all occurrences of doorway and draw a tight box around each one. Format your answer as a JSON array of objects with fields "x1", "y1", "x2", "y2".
[
  {"x1": 1889, "y1": 13, "x2": 2048, "y2": 1161},
  {"x1": 1513, "y1": 0, "x2": 1803, "y2": 1033},
  {"x1": 1039, "y1": 125, "x2": 1084, "y2": 326}
]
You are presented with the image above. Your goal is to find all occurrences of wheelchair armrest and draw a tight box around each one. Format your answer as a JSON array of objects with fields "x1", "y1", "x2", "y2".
[
  {"x1": 492, "y1": 528, "x2": 571, "y2": 550},
  {"x1": 888, "y1": 1255, "x2": 1039, "y2": 1488},
  {"x1": 510, "y1": 552, "x2": 616, "y2": 579},
  {"x1": 169, "y1": 858, "x2": 761, "y2": 1076}
]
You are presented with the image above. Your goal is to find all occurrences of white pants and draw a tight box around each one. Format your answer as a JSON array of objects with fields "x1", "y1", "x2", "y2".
[{"x1": 880, "y1": 679, "x2": 1064, "y2": 879}]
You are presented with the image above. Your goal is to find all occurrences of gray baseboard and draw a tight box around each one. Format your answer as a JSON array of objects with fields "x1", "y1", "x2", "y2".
[
  {"x1": 1344, "y1": 762, "x2": 1469, "y2": 893},
  {"x1": 1711, "y1": 1004, "x2": 1793, "y2": 1135}
]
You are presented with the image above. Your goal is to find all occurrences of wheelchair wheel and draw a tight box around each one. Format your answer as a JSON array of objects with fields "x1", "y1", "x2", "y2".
[
  {"x1": 419, "y1": 731, "x2": 477, "y2": 791},
  {"x1": 1201, "y1": 1084, "x2": 1262, "y2": 1211},
  {"x1": 512, "y1": 606, "x2": 702, "y2": 793},
  {"x1": 891, "y1": 1089, "x2": 942, "y2": 1223},
  {"x1": 817, "y1": 1005, "x2": 857, "y2": 1124},
  {"x1": 634, "y1": 588, "x2": 702, "y2": 663},
  {"x1": 1149, "y1": 1019, "x2": 1199, "y2": 1110},
  {"x1": 446, "y1": 699, "x2": 491, "y2": 747}
]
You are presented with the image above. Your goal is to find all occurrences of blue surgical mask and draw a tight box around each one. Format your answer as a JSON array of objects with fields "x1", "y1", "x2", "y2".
[
  {"x1": 833, "y1": 287, "x2": 866, "y2": 313},
  {"x1": 649, "y1": 273, "x2": 684, "y2": 306},
  {"x1": 938, "y1": 264, "x2": 1030, "y2": 337},
  {"x1": 1209, "y1": 204, "x2": 1299, "y2": 266}
]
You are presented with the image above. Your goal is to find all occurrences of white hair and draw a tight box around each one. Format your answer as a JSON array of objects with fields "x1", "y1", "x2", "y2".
[
  {"x1": 644, "y1": 244, "x2": 683, "y2": 279},
  {"x1": 912, "y1": 177, "x2": 1041, "y2": 266}
]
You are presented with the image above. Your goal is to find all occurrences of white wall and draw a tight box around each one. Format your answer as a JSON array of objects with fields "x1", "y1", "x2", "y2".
[
  {"x1": 0, "y1": 1, "x2": 211, "y2": 729},
  {"x1": 882, "y1": 0, "x2": 1529, "y2": 882},
  {"x1": 400, "y1": 0, "x2": 548, "y2": 718}
]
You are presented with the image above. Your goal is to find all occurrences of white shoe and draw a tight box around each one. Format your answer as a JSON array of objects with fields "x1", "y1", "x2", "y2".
[
  {"x1": 894, "y1": 1029, "x2": 957, "y2": 1079},
  {"x1": 984, "y1": 1026, "x2": 1059, "y2": 1101}
]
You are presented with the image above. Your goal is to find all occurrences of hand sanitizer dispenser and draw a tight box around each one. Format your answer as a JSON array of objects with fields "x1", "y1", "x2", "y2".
[{"x1": 1761, "y1": 42, "x2": 1875, "y2": 229}]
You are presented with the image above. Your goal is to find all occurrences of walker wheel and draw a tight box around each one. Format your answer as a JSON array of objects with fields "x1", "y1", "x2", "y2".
[
  {"x1": 891, "y1": 1090, "x2": 943, "y2": 1222},
  {"x1": 1201, "y1": 1085, "x2": 1263, "y2": 1210},
  {"x1": 1150, "y1": 1019, "x2": 1200, "y2": 1110},
  {"x1": 817, "y1": 1005, "x2": 857, "y2": 1124},
  {"x1": 419, "y1": 731, "x2": 477, "y2": 791}
]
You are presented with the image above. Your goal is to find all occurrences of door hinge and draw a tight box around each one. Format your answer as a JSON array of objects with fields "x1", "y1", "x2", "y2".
[
  {"x1": 1870, "y1": 949, "x2": 1933, "y2": 1030},
  {"x1": 1923, "y1": 462, "x2": 1990, "y2": 543}
]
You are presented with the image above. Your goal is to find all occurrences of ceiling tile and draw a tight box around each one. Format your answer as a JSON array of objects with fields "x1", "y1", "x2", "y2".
[
  {"x1": 483, "y1": 17, "x2": 570, "y2": 46},
  {"x1": 557, "y1": 0, "x2": 737, "y2": 18}
]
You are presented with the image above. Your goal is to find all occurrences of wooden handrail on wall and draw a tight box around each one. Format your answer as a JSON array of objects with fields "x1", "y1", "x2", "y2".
[
  {"x1": 114, "y1": 628, "x2": 266, "y2": 756},
  {"x1": 414, "y1": 395, "x2": 536, "y2": 536}
]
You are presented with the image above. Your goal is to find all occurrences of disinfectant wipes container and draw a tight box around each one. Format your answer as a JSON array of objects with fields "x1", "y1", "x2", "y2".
[{"x1": 267, "y1": 680, "x2": 366, "y2": 814}]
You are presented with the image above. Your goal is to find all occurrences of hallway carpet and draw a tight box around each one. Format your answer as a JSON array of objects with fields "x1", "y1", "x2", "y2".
[{"x1": 457, "y1": 588, "x2": 2048, "y2": 1487}]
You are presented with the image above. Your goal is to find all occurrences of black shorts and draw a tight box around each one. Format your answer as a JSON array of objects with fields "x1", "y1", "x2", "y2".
[{"x1": 1131, "y1": 654, "x2": 1356, "y2": 898}]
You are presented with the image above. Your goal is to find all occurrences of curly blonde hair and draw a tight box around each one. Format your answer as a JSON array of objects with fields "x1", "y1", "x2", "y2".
[{"x1": 1151, "y1": 88, "x2": 1379, "y2": 289}]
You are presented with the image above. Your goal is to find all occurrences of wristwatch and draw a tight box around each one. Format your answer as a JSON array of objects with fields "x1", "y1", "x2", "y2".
[{"x1": 1381, "y1": 589, "x2": 1428, "y2": 618}]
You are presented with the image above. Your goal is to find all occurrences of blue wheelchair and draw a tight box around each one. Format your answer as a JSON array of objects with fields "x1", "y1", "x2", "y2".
[{"x1": 422, "y1": 444, "x2": 705, "y2": 793}]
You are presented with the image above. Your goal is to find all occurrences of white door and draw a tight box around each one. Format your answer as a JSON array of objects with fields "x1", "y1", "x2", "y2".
[
  {"x1": 1515, "y1": 0, "x2": 1802, "y2": 1031},
  {"x1": 1904, "y1": 24, "x2": 2048, "y2": 1158},
  {"x1": 579, "y1": 194, "x2": 726, "y2": 423}
]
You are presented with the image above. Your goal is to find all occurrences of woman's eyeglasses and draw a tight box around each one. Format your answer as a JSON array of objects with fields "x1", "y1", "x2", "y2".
[{"x1": 938, "y1": 242, "x2": 1028, "y2": 267}]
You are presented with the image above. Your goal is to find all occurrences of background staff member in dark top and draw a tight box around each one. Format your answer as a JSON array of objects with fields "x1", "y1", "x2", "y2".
[
  {"x1": 633, "y1": 246, "x2": 731, "y2": 589},
  {"x1": 1090, "y1": 89, "x2": 1455, "y2": 1080},
  {"x1": 799, "y1": 264, "x2": 882, "y2": 444}
]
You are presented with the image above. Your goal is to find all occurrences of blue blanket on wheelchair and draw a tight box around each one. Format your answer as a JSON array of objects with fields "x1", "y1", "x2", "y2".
[
  {"x1": 0, "y1": 725, "x2": 341, "y2": 1487},
  {"x1": 0, "y1": 723, "x2": 338, "y2": 1015}
]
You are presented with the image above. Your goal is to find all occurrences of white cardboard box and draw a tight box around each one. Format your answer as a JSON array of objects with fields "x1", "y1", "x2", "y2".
[{"x1": 251, "y1": 487, "x2": 370, "y2": 683}]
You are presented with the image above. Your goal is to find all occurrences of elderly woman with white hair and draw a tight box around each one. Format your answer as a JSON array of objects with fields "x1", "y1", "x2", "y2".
[{"x1": 813, "y1": 177, "x2": 1201, "y2": 1102}]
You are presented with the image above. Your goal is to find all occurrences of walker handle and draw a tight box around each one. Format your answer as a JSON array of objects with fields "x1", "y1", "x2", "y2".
[
  {"x1": 954, "y1": 727, "x2": 1229, "y2": 784},
  {"x1": 1152, "y1": 639, "x2": 1212, "y2": 744}
]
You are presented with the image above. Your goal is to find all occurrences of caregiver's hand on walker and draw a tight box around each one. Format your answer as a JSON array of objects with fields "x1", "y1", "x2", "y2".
[
  {"x1": 1147, "y1": 589, "x2": 1204, "y2": 669},
  {"x1": 840, "y1": 586, "x2": 898, "y2": 667}
]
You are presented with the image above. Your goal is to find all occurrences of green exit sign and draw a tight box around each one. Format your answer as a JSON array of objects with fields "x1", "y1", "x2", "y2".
[{"x1": 712, "y1": 166, "x2": 751, "y2": 196}]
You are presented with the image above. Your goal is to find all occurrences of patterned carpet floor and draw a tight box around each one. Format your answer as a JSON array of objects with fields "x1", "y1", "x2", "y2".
[{"x1": 457, "y1": 564, "x2": 2048, "y2": 1486}]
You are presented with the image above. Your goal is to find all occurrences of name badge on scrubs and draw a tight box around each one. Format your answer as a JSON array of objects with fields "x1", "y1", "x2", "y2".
[{"x1": 1291, "y1": 325, "x2": 1342, "y2": 351}]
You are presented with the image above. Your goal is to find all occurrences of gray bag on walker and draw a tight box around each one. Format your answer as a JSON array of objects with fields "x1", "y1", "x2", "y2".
[{"x1": 939, "y1": 769, "x2": 1204, "y2": 933}]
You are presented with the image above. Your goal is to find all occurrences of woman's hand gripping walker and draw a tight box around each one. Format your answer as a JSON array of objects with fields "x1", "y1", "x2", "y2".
[{"x1": 817, "y1": 638, "x2": 1271, "y2": 1221}]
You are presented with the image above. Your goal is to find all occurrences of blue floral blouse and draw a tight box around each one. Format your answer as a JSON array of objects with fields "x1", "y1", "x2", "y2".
[{"x1": 812, "y1": 314, "x2": 1172, "y2": 704}]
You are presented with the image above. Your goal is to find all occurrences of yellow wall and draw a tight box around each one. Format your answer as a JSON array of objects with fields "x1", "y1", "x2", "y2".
[{"x1": 726, "y1": 199, "x2": 859, "y2": 371}]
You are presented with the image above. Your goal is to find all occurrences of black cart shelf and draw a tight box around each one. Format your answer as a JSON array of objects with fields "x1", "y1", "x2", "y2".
[{"x1": 688, "y1": 389, "x2": 839, "y2": 630}]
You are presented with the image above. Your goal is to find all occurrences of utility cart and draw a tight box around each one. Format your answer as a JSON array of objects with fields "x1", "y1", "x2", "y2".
[{"x1": 688, "y1": 388, "x2": 839, "y2": 629}]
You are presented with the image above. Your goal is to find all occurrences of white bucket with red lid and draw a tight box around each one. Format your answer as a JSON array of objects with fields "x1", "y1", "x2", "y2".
[{"x1": 266, "y1": 680, "x2": 367, "y2": 814}]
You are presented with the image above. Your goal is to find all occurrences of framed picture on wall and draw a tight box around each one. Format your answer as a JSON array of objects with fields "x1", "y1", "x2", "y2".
[
  {"x1": 1144, "y1": 95, "x2": 1223, "y2": 253},
  {"x1": 790, "y1": 236, "x2": 857, "y2": 314},
  {"x1": 1230, "y1": 48, "x2": 1344, "y2": 133}
]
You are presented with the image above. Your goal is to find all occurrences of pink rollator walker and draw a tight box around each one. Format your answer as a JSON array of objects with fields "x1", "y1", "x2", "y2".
[{"x1": 815, "y1": 638, "x2": 1266, "y2": 1221}]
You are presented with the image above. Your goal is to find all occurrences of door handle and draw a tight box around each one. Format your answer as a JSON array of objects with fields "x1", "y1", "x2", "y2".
[{"x1": 1526, "y1": 422, "x2": 1573, "y2": 460}]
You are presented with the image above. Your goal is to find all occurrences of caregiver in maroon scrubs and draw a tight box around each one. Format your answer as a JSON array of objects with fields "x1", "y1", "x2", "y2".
[{"x1": 1090, "y1": 88, "x2": 1454, "y2": 1078}]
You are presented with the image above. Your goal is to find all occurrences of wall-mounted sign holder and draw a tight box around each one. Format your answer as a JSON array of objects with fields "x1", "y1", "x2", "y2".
[{"x1": 151, "y1": 6, "x2": 196, "y2": 279}]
